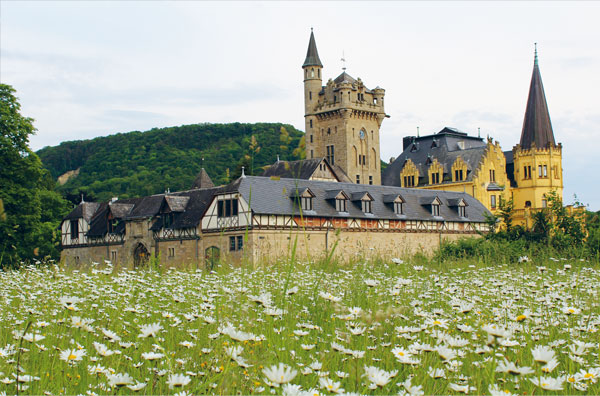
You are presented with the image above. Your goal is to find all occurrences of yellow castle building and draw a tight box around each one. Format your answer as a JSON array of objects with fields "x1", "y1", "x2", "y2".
[{"x1": 302, "y1": 31, "x2": 563, "y2": 227}]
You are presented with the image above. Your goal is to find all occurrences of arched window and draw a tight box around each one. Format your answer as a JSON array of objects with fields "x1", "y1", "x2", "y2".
[
  {"x1": 311, "y1": 68, "x2": 315, "y2": 77},
  {"x1": 372, "y1": 148, "x2": 377, "y2": 169},
  {"x1": 205, "y1": 246, "x2": 220, "y2": 270}
]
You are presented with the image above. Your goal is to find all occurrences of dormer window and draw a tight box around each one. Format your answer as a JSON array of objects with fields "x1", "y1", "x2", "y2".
[
  {"x1": 454, "y1": 169, "x2": 464, "y2": 181},
  {"x1": 420, "y1": 196, "x2": 442, "y2": 217},
  {"x1": 447, "y1": 197, "x2": 468, "y2": 218},
  {"x1": 301, "y1": 197, "x2": 313, "y2": 211},
  {"x1": 351, "y1": 192, "x2": 374, "y2": 214},
  {"x1": 291, "y1": 187, "x2": 315, "y2": 212},
  {"x1": 336, "y1": 198, "x2": 347, "y2": 212},
  {"x1": 362, "y1": 200, "x2": 372, "y2": 214},
  {"x1": 394, "y1": 201, "x2": 404, "y2": 215},
  {"x1": 384, "y1": 194, "x2": 405, "y2": 216}
]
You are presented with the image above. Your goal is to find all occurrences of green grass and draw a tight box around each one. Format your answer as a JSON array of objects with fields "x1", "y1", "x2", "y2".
[{"x1": 1, "y1": 255, "x2": 599, "y2": 395}]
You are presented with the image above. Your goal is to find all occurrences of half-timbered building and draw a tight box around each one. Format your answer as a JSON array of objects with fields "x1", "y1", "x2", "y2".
[{"x1": 60, "y1": 175, "x2": 490, "y2": 267}]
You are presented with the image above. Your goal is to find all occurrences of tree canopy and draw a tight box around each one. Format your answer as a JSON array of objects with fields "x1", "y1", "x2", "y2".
[
  {"x1": 0, "y1": 84, "x2": 70, "y2": 266},
  {"x1": 37, "y1": 122, "x2": 305, "y2": 202}
]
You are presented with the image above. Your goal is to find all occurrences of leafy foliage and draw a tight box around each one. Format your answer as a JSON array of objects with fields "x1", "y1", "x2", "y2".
[
  {"x1": 37, "y1": 123, "x2": 305, "y2": 202},
  {"x1": 0, "y1": 84, "x2": 71, "y2": 267},
  {"x1": 438, "y1": 192, "x2": 591, "y2": 262}
]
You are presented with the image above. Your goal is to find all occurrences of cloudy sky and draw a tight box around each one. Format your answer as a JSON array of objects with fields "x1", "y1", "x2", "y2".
[{"x1": 2, "y1": 1, "x2": 599, "y2": 209}]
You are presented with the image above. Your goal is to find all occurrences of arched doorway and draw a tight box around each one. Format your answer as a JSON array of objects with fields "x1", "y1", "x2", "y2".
[
  {"x1": 133, "y1": 243, "x2": 149, "y2": 268},
  {"x1": 205, "y1": 246, "x2": 220, "y2": 271}
]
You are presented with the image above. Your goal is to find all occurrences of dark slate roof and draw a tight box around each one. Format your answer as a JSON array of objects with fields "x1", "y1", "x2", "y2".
[
  {"x1": 333, "y1": 71, "x2": 357, "y2": 85},
  {"x1": 235, "y1": 176, "x2": 490, "y2": 222},
  {"x1": 519, "y1": 51, "x2": 556, "y2": 149},
  {"x1": 262, "y1": 158, "x2": 324, "y2": 179},
  {"x1": 382, "y1": 127, "x2": 487, "y2": 187},
  {"x1": 191, "y1": 168, "x2": 214, "y2": 189},
  {"x1": 302, "y1": 30, "x2": 323, "y2": 68},
  {"x1": 261, "y1": 158, "x2": 352, "y2": 183},
  {"x1": 165, "y1": 196, "x2": 190, "y2": 212},
  {"x1": 109, "y1": 203, "x2": 134, "y2": 218},
  {"x1": 63, "y1": 202, "x2": 101, "y2": 222}
]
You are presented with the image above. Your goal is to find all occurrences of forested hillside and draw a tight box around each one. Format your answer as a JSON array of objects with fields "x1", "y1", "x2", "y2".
[{"x1": 37, "y1": 123, "x2": 305, "y2": 202}]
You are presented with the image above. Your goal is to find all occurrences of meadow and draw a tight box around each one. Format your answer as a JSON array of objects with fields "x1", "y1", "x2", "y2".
[{"x1": 1, "y1": 256, "x2": 599, "y2": 395}]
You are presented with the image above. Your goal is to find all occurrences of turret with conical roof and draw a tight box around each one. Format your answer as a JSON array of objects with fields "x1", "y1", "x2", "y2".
[
  {"x1": 511, "y1": 44, "x2": 563, "y2": 217},
  {"x1": 519, "y1": 44, "x2": 556, "y2": 150},
  {"x1": 302, "y1": 29, "x2": 323, "y2": 68}
]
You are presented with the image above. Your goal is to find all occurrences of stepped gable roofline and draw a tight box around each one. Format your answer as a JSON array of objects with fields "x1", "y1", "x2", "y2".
[
  {"x1": 519, "y1": 46, "x2": 556, "y2": 150},
  {"x1": 234, "y1": 176, "x2": 490, "y2": 222},
  {"x1": 302, "y1": 29, "x2": 323, "y2": 68},
  {"x1": 191, "y1": 168, "x2": 214, "y2": 189},
  {"x1": 382, "y1": 128, "x2": 487, "y2": 187}
]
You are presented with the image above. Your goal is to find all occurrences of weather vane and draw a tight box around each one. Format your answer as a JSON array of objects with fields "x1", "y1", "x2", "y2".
[{"x1": 341, "y1": 51, "x2": 347, "y2": 71}]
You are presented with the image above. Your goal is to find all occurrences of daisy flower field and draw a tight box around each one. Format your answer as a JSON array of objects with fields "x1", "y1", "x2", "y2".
[{"x1": 0, "y1": 257, "x2": 599, "y2": 395}]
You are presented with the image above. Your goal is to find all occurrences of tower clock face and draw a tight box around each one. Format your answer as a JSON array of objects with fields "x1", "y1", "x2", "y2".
[{"x1": 359, "y1": 130, "x2": 365, "y2": 140}]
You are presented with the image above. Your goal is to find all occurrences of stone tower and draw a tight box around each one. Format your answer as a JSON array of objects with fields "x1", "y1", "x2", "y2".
[
  {"x1": 512, "y1": 45, "x2": 563, "y2": 211},
  {"x1": 302, "y1": 30, "x2": 388, "y2": 185}
]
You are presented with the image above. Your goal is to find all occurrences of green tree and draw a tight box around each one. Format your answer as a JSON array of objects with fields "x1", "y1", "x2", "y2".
[{"x1": 0, "y1": 84, "x2": 70, "y2": 266}]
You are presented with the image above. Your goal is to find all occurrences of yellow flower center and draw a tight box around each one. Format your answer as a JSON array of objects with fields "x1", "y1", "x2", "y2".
[
  {"x1": 542, "y1": 383, "x2": 549, "y2": 387},
  {"x1": 433, "y1": 320, "x2": 441, "y2": 325},
  {"x1": 584, "y1": 373, "x2": 594, "y2": 379},
  {"x1": 68, "y1": 354, "x2": 77, "y2": 360},
  {"x1": 569, "y1": 309, "x2": 575, "y2": 314},
  {"x1": 516, "y1": 315, "x2": 526, "y2": 322},
  {"x1": 398, "y1": 352, "x2": 404, "y2": 356},
  {"x1": 568, "y1": 377, "x2": 575, "y2": 383}
]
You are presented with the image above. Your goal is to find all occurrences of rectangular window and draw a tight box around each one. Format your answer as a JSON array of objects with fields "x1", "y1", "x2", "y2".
[
  {"x1": 411, "y1": 175, "x2": 415, "y2": 187},
  {"x1": 490, "y1": 195, "x2": 497, "y2": 209},
  {"x1": 168, "y1": 247, "x2": 175, "y2": 258},
  {"x1": 309, "y1": 120, "x2": 313, "y2": 128},
  {"x1": 455, "y1": 169, "x2": 464, "y2": 181},
  {"x1": 543, "y1": 165, "x2": 547, "y2": 177},
  {"x1": 237, "y1": 235, "x2": 243, "y2": 251},
  {"x1": 309, "y1": 91, "x2": 312, "y2": 100},
  {"x1": 229, "y1": 236, "x2": 236, "y2": 252},
  {"x1": 528, "y1": 166, "x2": 531, "y2": 179},
  {"x1": 459, "y1": 206, "x2": 466, "y2": 217},
  {"x1": 70, "y1": 219, "x2": 79, "y2": 240},
  {"x1": 394, "y1": 202, "x2": 404, "y2": 215},
  {"x1": 218, "y1": 198, "x2": 238, "y2": 217},
  {"x1": 301, "y1": 197, "x2": 313, "y2": 211},
  {"x1": 356, "y1": 175, "x2": 360, "y2": 184},
  {"x1": 431, "y1": 173, "x2": 439, "y2": 184},
  {"x1": 432, "y1": 204, "x2": 440, "y2": 216},
  {"x1": 362, "y1": 200, "x2": 372, "y2": 214},
  {"x1": 310, "y1": 134, "x2": 313, "y2": 143},
  {"x1": 369, "y1": 176, "x2": 373, "y2": 185},
  {"x1": 336, "y1": 199, "x2": 347, "y2": 212},
  {"x1": 111, "y1": 250, "x2": 117, "y2": 263},
  {"x1": 542, "y1": 199, "x2": 547, "y2": 208},
  {"x1": 538, "y1": 165, "x2": 542, "y2": 177},
  {"x1": 490, "y1": 169, "x2": 496, "y2": 182},
  {"x1": 310, "y1": 150, "x2": 314, "y2": 159},
  {"x1": 326, "y1": 145, "x2": 335, "y2": 165}
]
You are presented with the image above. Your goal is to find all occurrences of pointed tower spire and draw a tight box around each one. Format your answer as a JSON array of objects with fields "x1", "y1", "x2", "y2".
[
  {"x1": 302, "y1": 28, "x2": 323, "y2": 68},
  {"x1": 519, "y1": 44, "x2": 556, "y2": 150}
]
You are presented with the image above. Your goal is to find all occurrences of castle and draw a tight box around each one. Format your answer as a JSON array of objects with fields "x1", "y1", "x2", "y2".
[
  {"x1": 298, "y1": 32, "x2": 562, "y2": 227},
  {"x1": 59, "y1": 31, "x2": 564, "y2": 267}
]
